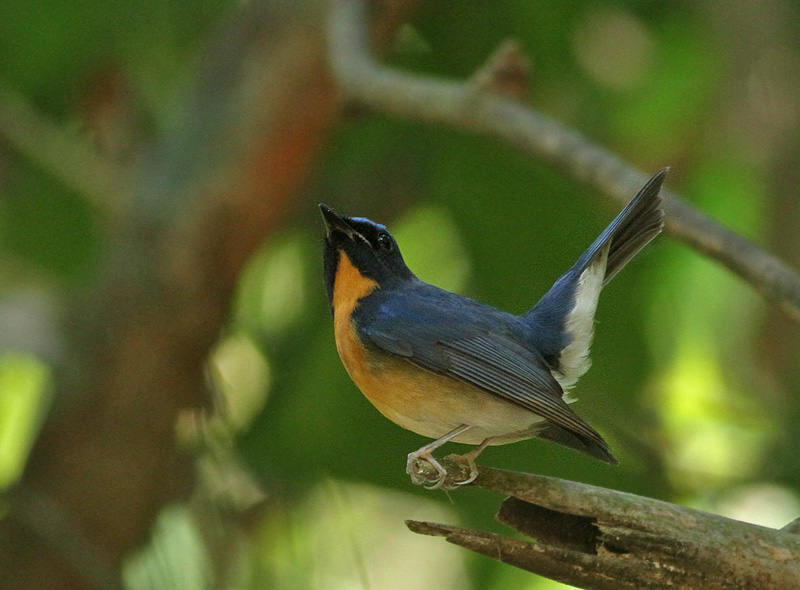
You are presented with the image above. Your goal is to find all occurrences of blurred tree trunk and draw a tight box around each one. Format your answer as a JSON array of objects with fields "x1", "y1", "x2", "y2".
[{"x1": 0, "y1": 1, "x2": 419, "y2": 588}]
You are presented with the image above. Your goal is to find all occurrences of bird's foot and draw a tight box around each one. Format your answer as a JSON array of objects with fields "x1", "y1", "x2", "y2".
[
  {"x1": 405, "y1": 425, "x2": 482, "y2": 490},
  {"x1": 448, "y1": 452, "x2": 480, "y2": 486},
  {"x1": 445, "y1": 437, "x2": 493, "y2": 487},
  {"x1": 406, "y1": 451, "x2": 448, "y2": 490},
  {"x1": 406, "y1": 451, "x2": 481, "y2": 490}
]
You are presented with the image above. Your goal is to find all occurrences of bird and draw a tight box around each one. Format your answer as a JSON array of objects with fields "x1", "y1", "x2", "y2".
[{"x1": 320, "y1": 169, "x2": 666, "y2": 489}]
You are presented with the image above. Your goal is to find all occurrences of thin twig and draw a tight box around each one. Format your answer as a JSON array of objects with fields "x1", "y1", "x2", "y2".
[
  {"x1": 327, "y1": 0, "x2": 800, "y2": 323},
  {"x1": 0, "y1": 83, "x2": 130, "y2": 215}
]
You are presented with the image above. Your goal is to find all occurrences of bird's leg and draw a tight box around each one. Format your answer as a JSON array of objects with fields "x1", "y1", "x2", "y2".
[
  {"x1": 452, "y1": 436, "x2": 495, "y2": 486},
  {"x1": 407, "y1": 424, "x2": 472, "y2": 489}
]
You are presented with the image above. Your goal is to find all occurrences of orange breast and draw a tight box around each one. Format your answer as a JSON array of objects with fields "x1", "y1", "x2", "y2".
[{"x1": 331, "y1": 251, "x2": 426, "y2": 427}]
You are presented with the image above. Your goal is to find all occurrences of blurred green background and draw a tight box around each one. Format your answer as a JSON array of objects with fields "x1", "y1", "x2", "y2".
[{"x1": 2, "y1": 1, "x2": 800, "y2": 589}]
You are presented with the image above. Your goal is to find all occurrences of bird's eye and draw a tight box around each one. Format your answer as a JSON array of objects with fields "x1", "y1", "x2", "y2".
[{"x1": 376, "y1": 232, "x2": 393, "y2": 251}]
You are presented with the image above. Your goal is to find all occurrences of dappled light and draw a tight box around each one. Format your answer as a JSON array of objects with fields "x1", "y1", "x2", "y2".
[
  {"x1": 0, "y1": 354, "x2": 51, "y2": 488},
  {"x1": 210, "y1": 334, "x2": 271, "y2": 431},
  {"x1": 658, "y1": 339, "x2": 768, "y2": 488},
  {"x1": 257, "y1": 481, "x2": 469, "y2": 590},
  {"x1": 391, "y1": 205, "x2": 471, "y2": 293},
  {"x1": 235, "y1": 232, "x2": 312, "y2": 341},
  {"x1": 572, "y1": 7, "x2": 655, "y2": 93}
]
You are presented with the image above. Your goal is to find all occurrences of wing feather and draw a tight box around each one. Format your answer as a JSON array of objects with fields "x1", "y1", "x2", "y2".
[{"x1": 437, "y1": 335, "x2": 609, "y2": 451}]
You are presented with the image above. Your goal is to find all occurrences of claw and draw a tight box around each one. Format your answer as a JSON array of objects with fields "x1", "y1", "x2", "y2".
[
  {"x1": 407, "y1": 452, "x2": 447, "y2": 489},
  {"x1": 454, "y1": 456, "x2": 479, "y2": 486},
  {"x1": 406, "y1": 424, "x2": 472, "y2": 489},
  {"x1": 450, "y1": 435, "x2": 494, "y2": 486}
]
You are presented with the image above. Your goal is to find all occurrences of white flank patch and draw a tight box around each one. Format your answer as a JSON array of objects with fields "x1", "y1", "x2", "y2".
[{"x1": 556, "y1": 245, "x2": 609, "y2": 393}]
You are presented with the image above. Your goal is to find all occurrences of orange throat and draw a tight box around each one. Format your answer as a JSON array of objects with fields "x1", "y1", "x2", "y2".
[{"x1": 332, "y1": 252, "x2": 379, "y2": 379}]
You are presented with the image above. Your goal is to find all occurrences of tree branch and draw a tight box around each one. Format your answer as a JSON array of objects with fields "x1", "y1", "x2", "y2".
[
  {"x1": 407, "y1": 460, "x2": 800, "y2": 590},
  {"x1": 0, "y1": 83, "x2": 130, "y2": 215},
  {"x1": 327, "y1": 0, "x2": 800, "y2": 323}
]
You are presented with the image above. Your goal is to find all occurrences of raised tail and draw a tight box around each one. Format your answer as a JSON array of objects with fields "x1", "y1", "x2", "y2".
[
  {"x1": 521, "y1": 169, "x2": 667, "y2": 387},
  {"x1": 599, "y1": 169, "x2": 666, "y2": 285}
]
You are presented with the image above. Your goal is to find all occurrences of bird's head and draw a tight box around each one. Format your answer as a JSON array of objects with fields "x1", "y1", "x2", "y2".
[{"x1": 319, "y1": 204, "x2": 414, "y2": 309}]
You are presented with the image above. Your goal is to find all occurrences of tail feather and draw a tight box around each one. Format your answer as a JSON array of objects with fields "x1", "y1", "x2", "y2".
[
  {"x1": 536, "y1": 421, "x2": 618, "y2": 464},
  {"x1": 521, "y1": 169, "x2": 667, "y2": 379},
  {"x1": 602, "y1": 170, "x2": 666, "y2": 284}
]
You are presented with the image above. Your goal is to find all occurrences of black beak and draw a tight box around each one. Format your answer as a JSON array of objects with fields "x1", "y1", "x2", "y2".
[{"x1": 319, "y1": 204, "x2": 358, "y2": 239}]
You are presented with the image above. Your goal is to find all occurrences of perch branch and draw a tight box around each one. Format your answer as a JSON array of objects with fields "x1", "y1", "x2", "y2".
[
  {"x1": 407, "y1": 461, "x2": 800, "y2": 590},
  {"x1": 327, "y1": 0, "x2": 800, "y2": 323}
]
